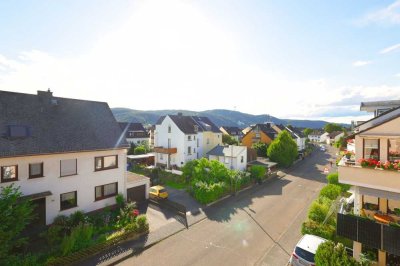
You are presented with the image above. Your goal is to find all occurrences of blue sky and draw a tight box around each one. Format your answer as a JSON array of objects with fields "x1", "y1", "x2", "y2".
[{"x1": 0, "y1": 0, "x2": 399, "y2": 123}]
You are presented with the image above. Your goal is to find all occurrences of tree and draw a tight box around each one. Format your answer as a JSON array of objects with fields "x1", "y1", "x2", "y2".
[
  {"x1": 222, "y1": 134, "x2": 239, "y2": 145},
  {"x1": 315, "y1": 241, "x2": 358, "y2": 266},
  {"x1": 334, "y1": 136, "x2": 347, "y2": 149},
  {"x1": 134, "y1": 145, "x2": 146, "y2": 155},
  {"x1": 303, "y1": 128, "x2": 313, "y2": 137},
  {"x1": 267, "y1": 130, "x2": 298, "y2": 167},
  {"x1": 324, "y1": 123, "x2": 343, "y2": 133},
  {"x1": 250, "y1": 165, "x2": 266, "y2": 183},
  {"x1": 251, "y1": 142, "x2": 268, "y2": 157},
  {"x1": 0, "y1": 184, "x2": 35, "y2": 264}
]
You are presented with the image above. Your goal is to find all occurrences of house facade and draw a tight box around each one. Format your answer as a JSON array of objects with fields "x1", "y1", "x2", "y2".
[
  {"x1": 207, "y1": 145, "x2": 247, "y2": 171},
  {"x1": 154, "y1": 114, "x2": 222, "y2": 168},
  {"x1": 308, "y1": 130, "x2": 324, "y2": 142},
  {"x1": 326, "y1": 131, "x2": 344, "y2": 145},
  {"x1": 0, "y1": 90, "x2": 149, "y2": 228},
  {"x1": 241, "y1": 123, "x2": 276, "y2": 148},
  {"x1": 274, "y1": 125, "x2": 306, "y2": 152},
  {"x1": 119, "y1": 122, "x2": 149, "y2": 145},
  {"x1": 337, "y1": 103, "x2": 400, "y2": 266}
]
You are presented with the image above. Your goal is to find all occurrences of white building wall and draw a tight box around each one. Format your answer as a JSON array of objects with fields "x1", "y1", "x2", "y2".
[
  {"x1": 126, "y1": 137, "x2": 149, "y2": 145},
  {"x1": 0, "y1": 149, "x2": 126, "y2": 225}
]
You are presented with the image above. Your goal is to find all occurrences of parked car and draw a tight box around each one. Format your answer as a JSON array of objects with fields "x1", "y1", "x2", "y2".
[
  {"x1": 289, "y1": 234, "x2": 327, "y2": 266},
  {"x1": 320, "y1": 146, "x2": 326, "y2": 152},
  {"x1": 149, "y1": 185, "x2": 169, "y2": 199}
]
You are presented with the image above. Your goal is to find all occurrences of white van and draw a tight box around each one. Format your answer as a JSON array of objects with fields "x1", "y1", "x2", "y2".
[{"x1": 289, "y1": 234, "x2": 327, "y2": 266}]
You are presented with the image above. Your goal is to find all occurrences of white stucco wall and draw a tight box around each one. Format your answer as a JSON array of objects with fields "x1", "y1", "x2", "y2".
[{"x1": 0, "y1": 149, "x2": 126, "y2": 224}]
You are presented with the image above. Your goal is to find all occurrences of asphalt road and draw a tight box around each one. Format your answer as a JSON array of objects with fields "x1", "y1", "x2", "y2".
[{"x1": 119, "y1": 147, "x2": 335, "y2": 266}]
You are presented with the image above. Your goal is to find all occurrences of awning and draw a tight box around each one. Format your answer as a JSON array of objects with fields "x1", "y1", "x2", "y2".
[{"x1": 21, "y1": 191, "x2": 52, "y2": 201}]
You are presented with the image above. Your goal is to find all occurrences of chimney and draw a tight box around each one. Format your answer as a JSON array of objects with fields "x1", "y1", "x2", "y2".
[
  {"x1": 177, "y1": 112, "x2": 183, "y2": 116},
  {"x1": 37, "y1": 88, "x2": 53, "y2": 97}
]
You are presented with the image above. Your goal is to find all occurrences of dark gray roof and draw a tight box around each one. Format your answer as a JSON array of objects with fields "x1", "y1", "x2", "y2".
[
  {"x1": 118, "y1": 122, "x2": 146, "y2": 132},
  {"x1": 206, "y1": 145, "x2": 225, "y2": 156},
  {"x1": 255, "y1": 123, "x2": 277, "y2": 140},
  {"x1": 220, "y1": 126, "x2": 241, "y2": 136},
  {"x1": 0, "y1": 90, "x2": 128, "y2": 158},
  {"x1": 157, "y1": 114, "x2": 220, "y2": 134},
  {"x1": 192, "y1": 116, "x2": 220, "y2": 133},
  {"x1": 155, "y1": 116, "x2": 165, "y2": 125}
]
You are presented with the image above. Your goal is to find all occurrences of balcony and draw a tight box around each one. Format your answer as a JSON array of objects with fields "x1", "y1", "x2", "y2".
[
  {"x1": 154, "y1": 146, "x2": 177, "y2": 154},
  {"x1": 338, "y1": 163, "x2": 400, "y2": 193}
]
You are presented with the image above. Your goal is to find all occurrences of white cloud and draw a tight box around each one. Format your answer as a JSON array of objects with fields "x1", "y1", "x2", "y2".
[
  {"x1": 352, "y1": 60, "x2": 371, "y2": 67},
  {"x1": 380, "y1": 43, "x2": 400, "y2": 54},
  {"x1": 362, "y1": 0, "x2": 400, "y2": 25},
  {"x1": 395, "y1": 73, "x2": 400, "y2": 78},
  {"x1": 0, "y1": 0, "x2": 399, "y2": 125}
]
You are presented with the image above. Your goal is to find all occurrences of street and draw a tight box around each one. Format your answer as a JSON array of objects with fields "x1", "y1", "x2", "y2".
[{"x1": 119, "y1": 147, "x2": 335, "y2": 266}]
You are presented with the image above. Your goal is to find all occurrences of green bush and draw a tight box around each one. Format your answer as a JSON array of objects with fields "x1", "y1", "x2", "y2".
[
  {"x1": 134, "y1": 146, "x2": 146, "y2": 155},
  {"x1": 327, "y1": 172, "x2": 339, "y2": 184},
  {"x1": 60, "y1": 224, "x2": 94, "y2": 256},
  {"x1": 315, "y1": 241, "x2": 358, "y2": 266},
  {"x1": 301, "y1": 220, "x2": 335, "y2": 240},
  {"x1": 251, "y1": 142, "x2": 268, "y2": 157},
  {"x1": 115, "y1": 193, "x2": 125, "y2": 208},
  {"x1": 136, "y1": 215, "x2": 149, "y2": 233},
  {"x1": 250, "y1": 165, "x2": 266, "y2": 182},
  {"x1": 192, "y1": 181, "x2": 226, "y2": 204},
  {"x1": 69, "y1": 211, "x2": 86, "y2": 227},
  {"x1": 308, "y1": 199, "x2": 331, "y2": 224},
  {"x1": 319, "y1": 184, "x2": 342, "y2": 200},
  {"x1": 45, "y1": 225, "x2": 64, "y2": 248}
]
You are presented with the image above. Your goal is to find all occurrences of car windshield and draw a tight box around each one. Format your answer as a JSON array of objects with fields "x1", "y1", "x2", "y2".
[
  {"x1": 159, "y1": 189, "x2": 167, "y2": 193},
  {"x1": 295, "y1": 247, "x2": 315, "y2": 263}
]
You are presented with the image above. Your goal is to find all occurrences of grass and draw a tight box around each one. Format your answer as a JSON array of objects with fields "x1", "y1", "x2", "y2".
[{"x1": 164, "y1": 179, "x2": 188, "y2": 190}]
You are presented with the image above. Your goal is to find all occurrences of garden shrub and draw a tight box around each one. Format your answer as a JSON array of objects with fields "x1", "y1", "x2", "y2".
[
  {"x1": 308, "y1": 199, "x2": 330, "y2": 224},
  {"x1": 115, "y1": 193, "x2": 125, "y2": 208},
  {"x1": 69, "y1": 211, "x2": 86, "y2": 227},
  {"x1": 267, "y1": 130, "x2": 298, "y2": 167},
  {"x1": 250, "y1": 165, "x2": 266, "y2": 183},
  {"x1": 124, "y1": 222, "x2": 138, "y2": 233},
  {"x1": 115, "y1": 202, "x2": 138, "y2": 229},
  {"x1": 301, "y1": 220, "x2": 335, "y2": 240},
  {"x1": 60, "y1": 224, "x2": 94, "y2": 256},
  {"x1": 45, "y1": 225, "x2": 64, "y2": 248},
  {"x1": 192, "y1": 181, "x2": 226, "y2": 204},
  {"x1": 136, "y1": 214, "x2": 149, "y2": 233},
  {"x1": 315, "y1": 241, "x2": 358, "y2": 266},
  {"x1": 319, "y1": 184, "x2": 342, "y2": 200},
  {"x1": 327, "y1": 172, "x2": 351, "y2": 193},
  {"x1": 134, "y1": 146, "x2": 146, "y2": 155}
]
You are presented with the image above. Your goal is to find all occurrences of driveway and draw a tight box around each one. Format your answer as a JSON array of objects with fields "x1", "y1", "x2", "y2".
[
  {"x1": 138, "y1": 202, "x2": 178, "y2": 232},
  {"x1": 164, "y1": 187, "x2": 203, "y2": 216}
]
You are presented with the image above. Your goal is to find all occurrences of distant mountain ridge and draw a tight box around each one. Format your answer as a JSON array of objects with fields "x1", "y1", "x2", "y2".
[{"x1": 111, "y1": 108, "x2": 337, "y2": 129}]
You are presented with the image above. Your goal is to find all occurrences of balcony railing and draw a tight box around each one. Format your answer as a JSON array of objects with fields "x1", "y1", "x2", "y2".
[
  {"x1": 337, "y1": 213, "x2": 400, "y2": 256},
  {"x1": 154, "y1": 147, "x2": 177, "y2": 154}
]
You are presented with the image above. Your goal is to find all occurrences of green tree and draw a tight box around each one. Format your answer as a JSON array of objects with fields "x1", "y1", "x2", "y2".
[
  {"x1": 251, "y1": 142, "x2": 268, "y2": 157},
  {"x1": 324, "y1": 123, "x2": 343, "y2": 133},
  {"x1": 250, "y1": 165, "x2": 266, "y2": 183},
  {"x1": 267, "y1": 130, "x2": 298, "y2": 167},
  {"x1": 222, "y1": 134, "x2": 239, "y2": 145},
  {"x1": 128, "y1": 142, "x2": 136, "y2": 155},
  {"x1": 319, "y1": 184, "x2": 342, "y2": 200},
  {"x1": 334, "y1": 136, "x2": 347, "y2": 149},
  {"x1": 315, "y1": 241, "x2": 358, "y2": 266},
  {"x1": 134, "y1": 145, "x2": 146, "y2": 155},
  {"x1": 0, "y1": 185, "x2": 35, "y2": 264},
  {"x1": 303, "y1": 128, "x2": 313, "y2": 137}
]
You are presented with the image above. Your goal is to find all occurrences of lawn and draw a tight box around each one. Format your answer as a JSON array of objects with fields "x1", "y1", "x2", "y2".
[{"x1": 164, "y1": 179, "x2": 188, "y2": 190}]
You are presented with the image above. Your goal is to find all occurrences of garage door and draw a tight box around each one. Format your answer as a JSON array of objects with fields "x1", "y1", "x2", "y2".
[{"x1": 127, "y1": 185, "x2": 146, "y2": 203}]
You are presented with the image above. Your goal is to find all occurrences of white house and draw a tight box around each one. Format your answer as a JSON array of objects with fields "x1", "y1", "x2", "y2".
[
  {"x1": 319, "y1": 132, "x2": 330, "y2": 143},
  {"x1": 119, "y1": 122, "x2": 149, "y2": 146},
  {"x1": 207, "y1": 145, "x2": 247, "y2": 171},
  {"x1": 275, "y1": 125, "x2": 306, "y2": 152},
  {"x1": 308, "y1": 130, "x2": 324, "y2": 142},
  {"x1": 154, "y1": 113, "x2": 222, "y2": 169},
  {"x1": 0, "y1": 90, "x2": 149, "y2": 228},
  {"x1": 326, "y1": 131, "x2": 344, "y2": 145}
]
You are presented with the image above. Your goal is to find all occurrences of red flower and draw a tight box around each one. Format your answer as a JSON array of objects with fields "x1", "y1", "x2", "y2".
[{"x1": 132, "y1": 209, "x2": 139, "y2": 216}]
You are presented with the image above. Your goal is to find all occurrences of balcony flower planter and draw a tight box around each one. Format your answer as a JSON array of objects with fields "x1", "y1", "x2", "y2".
[{"x1": 358, "y1": 158, "x2": 400, "y2": 171}]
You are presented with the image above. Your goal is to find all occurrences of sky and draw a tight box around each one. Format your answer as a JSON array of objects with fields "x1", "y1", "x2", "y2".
[{"x1": 0, "y1": 0, "x2": 399, "y2": 123}]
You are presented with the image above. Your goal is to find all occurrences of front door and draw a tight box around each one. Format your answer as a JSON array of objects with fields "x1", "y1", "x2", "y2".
[{"x1": 30, "y1": 197, "x2": 46, "y2": 229}]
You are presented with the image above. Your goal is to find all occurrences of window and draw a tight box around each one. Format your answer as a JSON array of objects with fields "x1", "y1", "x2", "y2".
[
  {"x1": 8, "y1": 125, "x2": 30, "y2": 138},
  {"x1": 364, "y1": 139, "x2": 379, "y2": 160},
  {"x1": 255, "y1": 133, "x2": 260, "y2": 138},
  {"x1": 160, "y1": 154, "x2": 164, "y2": 160},
  {"x1": 95, "y1": 182, "x2": 118, "y2": 201},
  {"x1": 188, "y1": 135, "x2": 191, "y2": 141},
  {"x1": 224, "y1": 157, "x2": 229, "y2": 164},
  {"x1": 168, "y1": 125, "x2": 171, "y2": 133},
  {"x1": 188, "y1": 146, "x2": 192, "y2": 155},
  {"x1": 194, "y1": 135, "x2": 196, "y2": 140},
  {"x1": 207, "y1": 138, "x2": 210, "y2": 144},
  {"x1": 1, "y1": 165, "x2": 18, "y2": 182},
  {"x1": 388, "y1": 139, "x2": 400, "y2": 162},
  {"x1": 241, "y1": 156, "x2": 244, "y2": 163},
  {"x1": 60, "y1": 159, "x2": 77, "y2": 177},
  {"x1": 388, "y1": 199, "x2": 400, "y2": 215},
  {"x1": 194, "y1": 125, "x2": 198, "y2": 133},
  {"x1": 95, "y1": 155, "x2": 118, "y2": 171},
  {"x1": 29, "y1": 163, "x2": 43, "y2": 179},
  {"x1": 60, "y1": 191, "x2": 77, "y2": 210}
]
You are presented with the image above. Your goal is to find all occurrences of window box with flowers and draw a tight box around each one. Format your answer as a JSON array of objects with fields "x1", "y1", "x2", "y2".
[{"x1": 358, "y1": 158, "x2": 400, "y2": 172}]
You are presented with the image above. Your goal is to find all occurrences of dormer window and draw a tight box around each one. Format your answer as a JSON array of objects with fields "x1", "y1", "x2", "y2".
[
  {"x1": 168, "y1": 125, "x2": 171, "y2": 133},
  {"x1": 7, "y1": 125, "x2": 30, "y2": 138}
]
